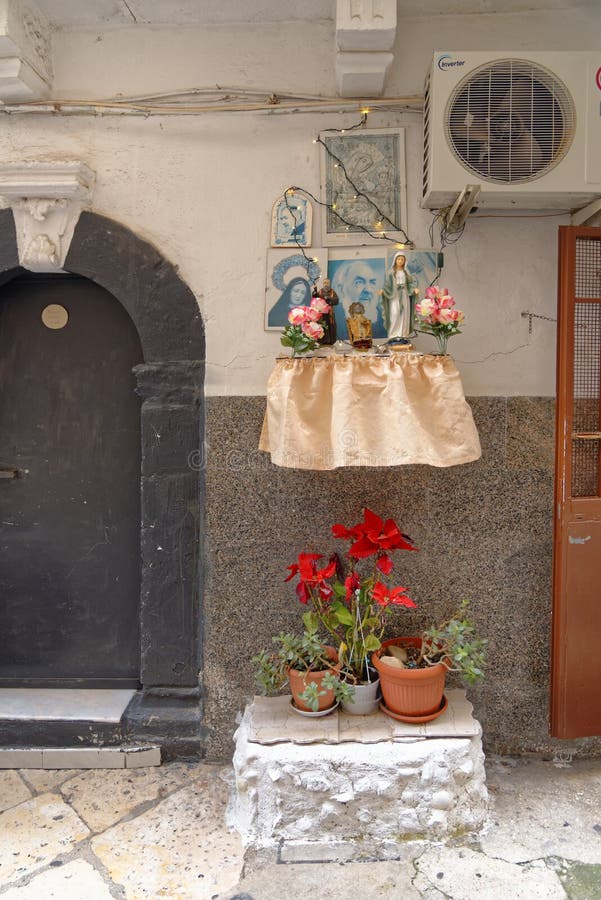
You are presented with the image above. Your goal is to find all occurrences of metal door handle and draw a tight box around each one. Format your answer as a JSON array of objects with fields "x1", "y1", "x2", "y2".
[
  {"x1": 0, "y1": 468, "x2": 21, "y2": 479},
  {"x1": 572, "y1": 433, "x2": 601, "y2": 440}
]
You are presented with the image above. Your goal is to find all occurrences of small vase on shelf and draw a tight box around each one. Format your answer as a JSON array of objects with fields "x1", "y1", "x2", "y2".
[{"x1": 434, "y1": 332, "x2": 449, "y2": 355}]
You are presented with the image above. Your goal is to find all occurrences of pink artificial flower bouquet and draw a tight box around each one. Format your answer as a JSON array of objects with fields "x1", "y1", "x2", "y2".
[
  {"x1": 415, "y1": 286, "x2": 465, "y2": 355},
  {"x1": 281, "y1": 296, "x2": 331, "y2": 355}
]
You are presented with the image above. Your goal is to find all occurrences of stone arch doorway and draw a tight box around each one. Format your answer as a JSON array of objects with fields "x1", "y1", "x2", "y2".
[{"x1": 0, "y1": 209, "x2": 205, "y2": 757}]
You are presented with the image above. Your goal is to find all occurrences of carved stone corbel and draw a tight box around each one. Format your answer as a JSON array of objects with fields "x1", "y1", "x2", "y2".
[
  {"x1": 0, "y1": 0, "x2": 52, "y2": 101},
  {"x1": 0, "y1": 162, "x2": 95, "y2": 272},
  {"x1": 335, "y1": 0, "x2": 397, "y2": 97}
]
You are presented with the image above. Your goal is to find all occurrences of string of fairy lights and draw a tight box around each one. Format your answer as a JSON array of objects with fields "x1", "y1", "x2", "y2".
[
  {"x1": 282, "y1": 109, "x2": 446, "y2": 286},
  {"x1": 279, "y1": 113, "x2": 432, "y2": 289}
]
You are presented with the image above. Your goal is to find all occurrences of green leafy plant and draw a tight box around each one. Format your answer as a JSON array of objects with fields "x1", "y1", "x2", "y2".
[
  {"x1": 381, "y1": 599, "x2": 487, "y2": 684},
  {"x1": 252, "y1": 624, "x2": 354, "y2": 711}
]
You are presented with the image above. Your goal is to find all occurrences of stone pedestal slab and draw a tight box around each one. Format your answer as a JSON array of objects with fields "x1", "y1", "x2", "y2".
[{"x1": 232, "y1": 690, "x2": 488, "y2": 848}]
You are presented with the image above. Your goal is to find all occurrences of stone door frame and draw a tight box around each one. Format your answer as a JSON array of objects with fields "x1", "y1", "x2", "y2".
[{"x1": 0, "y1": 209, "x2": 205, "y2": 756}]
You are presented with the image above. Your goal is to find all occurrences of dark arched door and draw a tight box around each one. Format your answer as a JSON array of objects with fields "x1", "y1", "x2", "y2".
[{"x1": 0, "y1": 274, "x2": 143, "y2": 686}]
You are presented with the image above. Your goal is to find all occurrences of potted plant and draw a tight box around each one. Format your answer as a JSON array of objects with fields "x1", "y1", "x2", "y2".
[
  {"x1": 284, "y1": 508, "x2": 418, "y2": 715},
  {"x1": 252, "y1": 623, "x2": 353, "y2": 714},
  {"x1": 372, "y1": 599, "x2": 487, "y2": 722}
]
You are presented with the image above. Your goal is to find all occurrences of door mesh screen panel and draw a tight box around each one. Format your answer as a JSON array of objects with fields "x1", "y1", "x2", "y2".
[
  {"x1": 572, "y1": 299, "x2": 601, "y2": 497},
  {"x1": 575, "y1": 237, "x2": 601, "y2": 299}
]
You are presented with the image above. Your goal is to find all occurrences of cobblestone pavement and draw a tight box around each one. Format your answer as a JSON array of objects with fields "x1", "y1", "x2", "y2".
[{"x1": 0, "y1": 756, "x2": 600, "y2": 898}]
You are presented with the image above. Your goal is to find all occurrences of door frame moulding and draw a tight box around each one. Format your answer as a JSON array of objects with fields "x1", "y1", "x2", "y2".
[{"x1": 0, "y1": 207, "x2": 206, "y2": 757}]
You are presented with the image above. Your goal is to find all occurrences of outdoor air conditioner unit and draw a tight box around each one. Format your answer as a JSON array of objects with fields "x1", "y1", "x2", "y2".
[{"x1": 422, "y1": 51, "x2": 601, "y2": 212}]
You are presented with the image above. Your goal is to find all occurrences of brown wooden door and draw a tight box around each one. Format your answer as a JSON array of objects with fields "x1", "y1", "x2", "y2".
[
  {"x1": 0, "y1": 274, "x2": 143, "y2": 687},
  {"x1": 552, "y1": 226, "x2": 601, "y2": 738}
]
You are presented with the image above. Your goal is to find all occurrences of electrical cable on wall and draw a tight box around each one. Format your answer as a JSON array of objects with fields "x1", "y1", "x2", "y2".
[
  {"x1": 0, "y1": 90, "x2": 424, "y2": 117},
  {"x1": 456, "y1": 310, "x2": 558, "y2": 364}
]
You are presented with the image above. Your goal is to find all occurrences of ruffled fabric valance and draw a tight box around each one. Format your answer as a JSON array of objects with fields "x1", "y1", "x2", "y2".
[{"x1": 259, "y1": 354, "x2": 481, "y2": 470}]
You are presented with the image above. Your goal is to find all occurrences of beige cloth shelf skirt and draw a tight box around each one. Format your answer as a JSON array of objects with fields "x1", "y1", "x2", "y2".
[{"x1": 259, "y1": 354, "x2": 481, "y2": 470}]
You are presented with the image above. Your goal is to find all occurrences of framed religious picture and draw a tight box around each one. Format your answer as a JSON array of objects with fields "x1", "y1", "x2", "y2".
[
  {"x1": 327, "y1": 247, "x2": 442, "y2": 341},
  {"x1": 319, "y1": 128, "x2": 408, "y2": 246},
  {"x1": 327, "y1": 247, "x2": 387, "y2": 340},
  {"x1": 270, "y1": 192, "x2": 313, "y2": 248},
  {"x1": 264, "y1": 248, "x2": 328, "y2": 331}
]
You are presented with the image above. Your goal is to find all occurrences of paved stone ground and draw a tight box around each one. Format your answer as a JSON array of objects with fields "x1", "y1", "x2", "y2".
[{"x1": 0, "y1": 756, "x2": 600, "y2": 898}]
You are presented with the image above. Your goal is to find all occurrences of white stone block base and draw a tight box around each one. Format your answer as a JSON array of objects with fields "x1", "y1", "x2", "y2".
[{"x1": 231, "y1": 693, "x2": 488, "y2": 849}]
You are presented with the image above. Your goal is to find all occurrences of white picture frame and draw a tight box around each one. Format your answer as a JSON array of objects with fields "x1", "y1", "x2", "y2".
[
  {"x1": 264, "y1": 248, "x2": 328, "y2": 331},
  {"x1": 319, "y1": 128, "x2": 408, "y2": 246},
  {"x1": 270, "y1": 192, "x2": 312, "y2": 248}
]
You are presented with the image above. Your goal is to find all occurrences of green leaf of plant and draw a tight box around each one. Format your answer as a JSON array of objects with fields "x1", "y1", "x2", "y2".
[
  {"x1": 331, "y1": 601, "x2": 354, "y2": 626},
  {"x1": 363, "y1": 635, "x2": 381, "y2": 652},
  {"x1": 302, "y1": 611, "x2": 319, "y2": 634}
]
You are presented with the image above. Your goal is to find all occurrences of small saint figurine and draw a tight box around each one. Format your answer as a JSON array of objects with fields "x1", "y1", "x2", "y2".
[
  {"x1": 314, "y1": 278, "x2": 339, "y2": 345},
  {"x1": 346, "y1": 301, "x2": 373, "y2": 351}
]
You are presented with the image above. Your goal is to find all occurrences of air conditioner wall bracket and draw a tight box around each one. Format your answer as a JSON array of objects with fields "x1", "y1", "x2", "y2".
[
  {"x1": 571, "y1": 196, "x2": 601, "y2": 227},
  {"x1": 444, "y1": 184, "x2": 481, "y2": 234}
]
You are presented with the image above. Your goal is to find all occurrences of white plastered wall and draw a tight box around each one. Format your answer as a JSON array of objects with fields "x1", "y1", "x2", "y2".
[{"x1": 1, "y1": 7, "x2": 598, "y2": 396}]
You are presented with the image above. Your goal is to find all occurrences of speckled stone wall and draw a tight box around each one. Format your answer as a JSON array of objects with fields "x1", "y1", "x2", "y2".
[{"x1": 203, "y1": 396, "x2": 601, "y2": 761}]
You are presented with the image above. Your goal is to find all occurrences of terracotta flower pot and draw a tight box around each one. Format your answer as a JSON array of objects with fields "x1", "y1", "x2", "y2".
[
  {"x1": 287, "y1": 646, "x2": 340, "y2": 712},
  {"x1": 372, "y1": 637, "x2": 447, "y2": 717}
]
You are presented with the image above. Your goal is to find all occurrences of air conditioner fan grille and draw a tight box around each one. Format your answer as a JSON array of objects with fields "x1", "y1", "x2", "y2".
[{"x1": 444, "y1": 59, "x2": 576, "y2": 184}]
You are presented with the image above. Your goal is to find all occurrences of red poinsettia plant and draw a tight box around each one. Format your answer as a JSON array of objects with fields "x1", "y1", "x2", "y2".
[{"x1": 286, "y1": 508, "x2": 419, "y2": 683}]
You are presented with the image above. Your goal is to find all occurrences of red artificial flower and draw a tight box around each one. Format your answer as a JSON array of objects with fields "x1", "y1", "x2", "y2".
[
  {"x1": 372, "y1": 581, "x2": 416, "y2": 608},
  {"x1": 344, "y1": 571, "x2": 361, "y2": 601},
  {"x1": 376, "y1": 553, "x2": 393, "y2": 575},
  {"x1": 286, "y1": 552, "x2": 336, "y2": 603},
  {"x1": 315, "y1": 557, "x2": 337, "y2": 581},
  {"x1": 388, "y1": 586, "x2": 417, "y2": 608},
  {"x1": 319, "y1": 584, "x2": 334, "y2": 602},
  {"x1": 285, "y1": 552, "x2": 322, "y2": 582},
  {"x1": 346, "y1": 508, "x2": 418, "y2": 558},
  {"x1": 331, "y1": 522, "x2": 363, "y2": 541},
  {"x1": 296, "y1": 581, "x2": 310, "y2": 604}
]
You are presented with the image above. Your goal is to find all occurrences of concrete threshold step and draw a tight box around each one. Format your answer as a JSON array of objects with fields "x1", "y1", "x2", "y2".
[
  {"x1": 0, "y1": 688, "x2": 138, "y2": 751},
  {"x1": 0, "y1": 745, "x2": 161, "y2": 769},
  {"x1": 0, "y1": 688, "x2": 136, "y2": 721}
]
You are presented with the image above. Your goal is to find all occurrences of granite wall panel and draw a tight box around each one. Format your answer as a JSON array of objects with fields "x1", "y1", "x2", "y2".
[{"x1": 203, "y1": 395, "x2": 601, "y2": 760}]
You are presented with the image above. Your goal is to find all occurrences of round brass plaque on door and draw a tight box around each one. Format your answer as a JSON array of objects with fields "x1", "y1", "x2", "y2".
[{"x1": 41, "y1": 304, "x2": 69, "y2": 329}]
